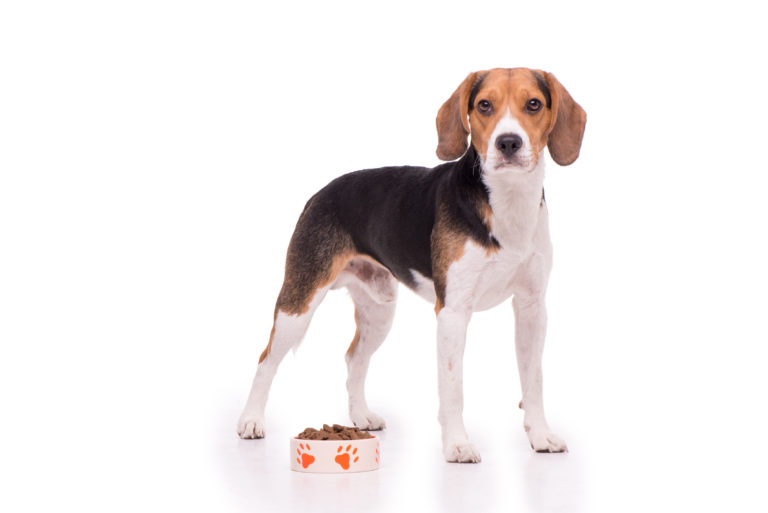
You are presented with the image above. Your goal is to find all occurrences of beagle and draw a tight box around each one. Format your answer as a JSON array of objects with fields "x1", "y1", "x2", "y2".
[{"x1": 238, "y1": 68, "x2": 586, "y2": 462}]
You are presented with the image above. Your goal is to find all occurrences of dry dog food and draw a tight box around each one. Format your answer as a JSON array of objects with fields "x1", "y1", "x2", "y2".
[{"x1": 296, "y1": 424, "x2": 373, "y2": 441}]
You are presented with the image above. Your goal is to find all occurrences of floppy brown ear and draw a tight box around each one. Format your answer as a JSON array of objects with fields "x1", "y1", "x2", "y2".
[
  {"x1": 435, "y1": 72, "x2": 479, "y2": 161},
  {"x1": 545, "y1": 73, "x2": 587, "y2": 166}
]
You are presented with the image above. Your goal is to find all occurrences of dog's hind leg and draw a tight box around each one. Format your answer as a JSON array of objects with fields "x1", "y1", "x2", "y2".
[
  {"x1": 237, "y1": 205, "x2": 354, "y2": 439},
  {"x1": 340, "y1": 258, "x2": 397, "y2": 431},
  {"x1": 237, "y1": 286, "x2": 330, "y2": 439}
]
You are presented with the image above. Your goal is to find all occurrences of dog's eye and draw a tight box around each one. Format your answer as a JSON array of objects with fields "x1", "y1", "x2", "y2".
[
  {"x1": 526, "y1": 99, "x2": 542, "y2": 113},
  {"x1": 477, "y1": 99, "x2": 493, "y2": 114}
]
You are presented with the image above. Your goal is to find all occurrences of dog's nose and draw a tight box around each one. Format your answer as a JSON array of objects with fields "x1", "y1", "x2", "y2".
[{"x1": 495, "y1": 134, "x2": 523, "y2": 158}]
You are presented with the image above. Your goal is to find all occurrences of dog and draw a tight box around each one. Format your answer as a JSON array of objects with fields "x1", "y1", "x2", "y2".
[{"x1": 237, "y1": 68, "x2": 586, "y2": 462}]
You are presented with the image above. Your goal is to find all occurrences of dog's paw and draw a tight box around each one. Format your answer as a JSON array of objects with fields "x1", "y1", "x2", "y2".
[
  {"x1": 527, "y1": 428, "x2": 567, "y2": 453},
  {"x1": 350, "y1": 409, "x2": 386, "y2": 431},
  {"x1": 237, "y1": 415, "x2": 265, "y2": 439},
  {"x1": 443, "y1": 441, "x2": 482, "y2": 463}
]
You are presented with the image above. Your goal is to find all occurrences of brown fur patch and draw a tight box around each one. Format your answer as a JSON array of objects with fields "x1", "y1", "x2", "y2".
[
  {"x1": 478, "y1": 202, "x2": 501, "y2": 256},
  {"x1": 435, "y1": 72, "x2": 481, "y2": 161},
  {"x1": 544, "y1": 72, "x2": 587, "y2": 165},
  {"x1": 258, "y1": 310, "x2": 278, "y2": 364},
  {"x1": 431, "y1": 206, "x2": 468, "y2": 314},
  {"x1": 277, "y1": 250, "x2": 355, "y2": 316},
  {"x1": 346, "y1": 308, "x2": 362, "y2": 357}
]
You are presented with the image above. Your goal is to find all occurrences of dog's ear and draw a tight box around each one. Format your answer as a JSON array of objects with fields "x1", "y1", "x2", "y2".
[
  {"x1": 436, "y1": 72, "x2": 479, "y2": 161},
  {"x1": 544, "y1": 73, "x2": 587, "y2": 166}
]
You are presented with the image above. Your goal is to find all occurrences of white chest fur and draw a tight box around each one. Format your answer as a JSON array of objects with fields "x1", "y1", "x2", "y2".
[
  {"x1": 467, "y1": 209, "x2": 550, "y2": 311},
  {"x1": 483, "y1": 155, "x2": 547, "y2": 255},
  {"x1": 446, "y1": 157, "x2": 552, "y2": 312},
  {"x1": 408, "y1": 156, "x2": 552, "y2": 311}
]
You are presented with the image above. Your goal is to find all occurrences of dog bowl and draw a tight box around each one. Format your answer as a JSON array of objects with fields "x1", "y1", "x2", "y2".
[{"x1": 291, "y1": 436, "x2": 380, "y2": 473}]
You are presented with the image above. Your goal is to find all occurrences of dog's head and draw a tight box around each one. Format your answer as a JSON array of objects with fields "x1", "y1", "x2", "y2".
[{"x1": 436, "y1": 68, "x2": 586, "y2": 172}]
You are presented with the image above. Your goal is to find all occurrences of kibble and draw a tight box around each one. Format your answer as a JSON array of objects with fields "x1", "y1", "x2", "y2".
[{"x1": 296, "y1": 424, "x2": 373, "y2": 441}]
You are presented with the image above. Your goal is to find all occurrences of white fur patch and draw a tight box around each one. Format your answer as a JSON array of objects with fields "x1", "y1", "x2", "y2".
[
  {"x1": 345, "y1": 280, "x2": 396, "y2": 431},
  {"x1": 483, "y1": 150, "x2": 546, "y2": 251},
  {"x1": 408, "y1": 269, "x2": 437, "y2": 303}
]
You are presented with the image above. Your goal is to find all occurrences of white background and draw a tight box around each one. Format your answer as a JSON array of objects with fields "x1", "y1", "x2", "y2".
[{"x1": 2, "y1": 1, "x2": 767, "y2": 511}]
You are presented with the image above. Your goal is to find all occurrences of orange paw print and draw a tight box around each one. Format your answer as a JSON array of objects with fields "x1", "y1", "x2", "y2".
[
  {"x1": 296, "y1": 443, "x2": 315, "y2": 469},
  {"x1": 334, "y1": 444, "x2": 359, "y2": 470}
]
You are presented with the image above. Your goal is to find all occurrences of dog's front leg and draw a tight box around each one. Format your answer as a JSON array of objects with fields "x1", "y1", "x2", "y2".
[
  {"x1": 513, "y1": 293, "x2": 567, "y2": 453},
  {"x1": 437, "y1": 305, "x2": 481, "y2": 463}
]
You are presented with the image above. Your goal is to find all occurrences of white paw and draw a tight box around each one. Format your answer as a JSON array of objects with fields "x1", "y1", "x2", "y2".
[
  {"x1": 527, "y1": 428, "x2": 567, "y2": 453},
  {"x1": 237, "y1": 415, "x2": 265, "y2": 439},
  {"x1": 350, "y1": 409, "x2": 386, "y2": 431},
  {"x1": 443, "y1": 441, "x2": 482, "y2": 463}
]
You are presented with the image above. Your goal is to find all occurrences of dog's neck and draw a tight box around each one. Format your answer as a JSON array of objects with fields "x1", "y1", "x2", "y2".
[{"x1": 481, "y1": 151, "x2": 546, "y2": 251}]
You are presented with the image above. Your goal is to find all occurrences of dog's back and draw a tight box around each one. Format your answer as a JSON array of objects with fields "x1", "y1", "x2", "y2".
[{"x1": 295, "y1": 164, "x2": 438, "y2": 287}]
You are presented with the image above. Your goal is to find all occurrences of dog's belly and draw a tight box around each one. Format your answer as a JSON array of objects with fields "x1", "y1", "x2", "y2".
[{"x1": 407, "y1": 269, "x2": 438, "y2": 303}]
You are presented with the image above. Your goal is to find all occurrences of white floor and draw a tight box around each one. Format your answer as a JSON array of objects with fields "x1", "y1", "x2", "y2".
[
  {"x1": 207, "y1": 291, "x2": 768, "y2": 513},
  {"x1": 213, "y1": 388, "x2": 767, "y2": 513},
  {"x1": 217, "y1": 409, "x2": 588, "y2": 513}
]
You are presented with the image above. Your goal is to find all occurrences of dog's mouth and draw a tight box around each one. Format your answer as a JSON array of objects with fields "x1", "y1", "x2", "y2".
[
  {"x1": 490, "y1": 155, "x2": 535, "y2": 172},
  {"x1": 493, "y1": 158, "x2": 521, "y2": 170}
]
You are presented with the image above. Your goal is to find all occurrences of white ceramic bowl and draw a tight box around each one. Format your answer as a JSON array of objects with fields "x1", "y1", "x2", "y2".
[{"x1": 290, "y1": 436, "x2": 380, "y2": 473}]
